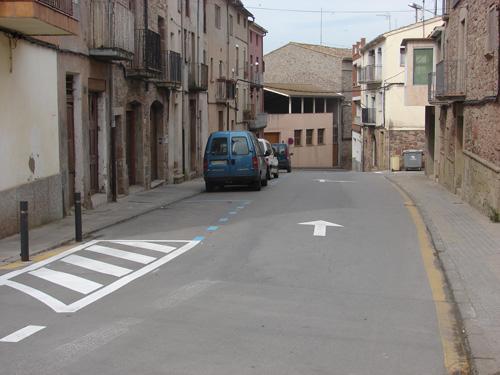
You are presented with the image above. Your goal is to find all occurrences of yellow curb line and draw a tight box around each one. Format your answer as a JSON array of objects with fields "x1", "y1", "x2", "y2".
[
  {"x1": 0, "y1": 244, "x2": 75, "y2": 271},
  {"x1": 392, "y1": 181, "x2": 471, "y2": 374}
]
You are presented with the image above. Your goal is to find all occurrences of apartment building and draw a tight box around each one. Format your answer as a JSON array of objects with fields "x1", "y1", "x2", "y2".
[
  {"x1": 427, "y1": 0, "x2": 500, "y2": 219},
  {"x1": 205, "y1": 0, "x2": 253, "y2": 134},
  {"x1": 353, "y1": 18, "x2": 443, "y2": 172},
  {"x1": 263, "y1": 42, "x2": 352, "y2": 169},
  {"x1": 247, "y1": 21, "x2": 268, "y2": 137},
  {"x1": 0, "y1": 0, "x2": 78, "y2": 237}
]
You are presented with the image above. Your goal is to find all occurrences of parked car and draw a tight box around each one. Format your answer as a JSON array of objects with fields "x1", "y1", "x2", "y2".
[
  {"x1": 258, "y1": 138, "x2": 279, "y2": 179},
  {"x1": 272, "y1": 143, "x2": 292, "y2": 173},
  {"x1": 204, "y1": 131, "x2": 267, "y2": 191}
]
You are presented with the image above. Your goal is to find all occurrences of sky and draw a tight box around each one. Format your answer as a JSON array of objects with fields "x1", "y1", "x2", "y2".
[{"x1": 243, "y1": 0, "x2": 438, "y2": 53}]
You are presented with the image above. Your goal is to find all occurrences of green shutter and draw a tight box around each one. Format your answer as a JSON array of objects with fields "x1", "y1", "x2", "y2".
[{"x1": 413, "y1": 48, "x2": 433, "y2": 85}]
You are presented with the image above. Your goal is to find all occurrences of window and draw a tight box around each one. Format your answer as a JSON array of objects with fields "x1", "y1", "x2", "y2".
[
  {"x1": 210, "y1": 58, "x2": 213, "y2": 81},
  {"x1": 318, "y1": 129, "x2": 325, "y2": 144},
  {"x1": 203, "y1": 0, "x2": 207, "y2": 33},
  {"x1": 215, "y1": 4, "x2": 221, "y2": 29},
  {"x1": 237, "y1": 13, "x2": 241, "y2": 24},
  {"x1": 413, "y1": 48, "x2": 433, "y2": 85},
  {"x1": 185, "y1": 0, "x2": 190, "y2": 17},
  {"x1": 219, "y1": 60, "x2": 223, "y2": 78},
  {"x1": 400, "y1": 46, "x2": 406, "y2": 67},
  {"x1": 229, "y1": 14, "x2": 233, "y2": 36},
  {"x1": 235, "y1": 46, "x2": 239, "y2": 77},
  {"x1": 231, "y1": 137, "x2": 250, "y2": 155},
  {"x1": 250, "y1": 31, "x2": 253, "y2": 43},
  {"x1": 256, "y1": 35, "x2": 259, "y2": 46},
  {"x1": 306, "y1": 129, "x2": 314, "y2": 145},
  {"x1": 210, "y1": 137, "x2": 228, "y2": 155},
  {"x1": 486, "y1": 5, "x2": 499, "y2": 57},
  {"x1": 294, "y1": 130, "x2": 302, "y2": 146},
  {"x1": 177, "y1": 0, "x2": 181, "y2": 13},
  {"x1": 244, "y1": 18, "x2": 247, "y2": 28}
]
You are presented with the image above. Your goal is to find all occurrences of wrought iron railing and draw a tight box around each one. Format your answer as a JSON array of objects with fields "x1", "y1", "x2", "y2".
[
  {"x1": 132, "y1": 29, "x2": 161, "y2": 72},
  {"x1": 161, "y1": 50, "x2": 182, "y2": 83},
  {"x1": 188, "y1": 63, "x2": 208, "y2": 90},
  {"x1": 359, "y1": 65, "x2": 382, "y2": 83},
  {"x1": 38, "y1": 0, "x2": 73, "y2": 16},
  {"x1": 362, "y1": 108, "x2": 376, "y2": 124},
  {"x1": 429, "y1": 60, "x2": 466, "y2": 100}
]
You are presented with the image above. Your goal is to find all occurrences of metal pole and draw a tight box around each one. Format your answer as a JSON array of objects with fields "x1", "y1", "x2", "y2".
[
  {"x1": 74, "y1": 192, "x2": 82, "y2": 242},
  {"x1": 20, "y1": 201, "x2": 29, "y2": 261}
]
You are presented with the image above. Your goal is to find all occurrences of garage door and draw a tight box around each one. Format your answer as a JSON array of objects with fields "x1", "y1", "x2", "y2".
[{"x1": 264, "y1": 132, "x2": 280, "y2": 144}]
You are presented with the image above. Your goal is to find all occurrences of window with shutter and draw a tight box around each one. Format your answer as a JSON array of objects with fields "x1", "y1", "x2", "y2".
[{"x1": 486, "y1": 5, "x2": 499, "y2": 58}]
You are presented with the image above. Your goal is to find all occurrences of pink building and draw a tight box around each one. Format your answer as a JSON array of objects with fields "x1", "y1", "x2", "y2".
[{"x1": 247, "y1": 21, "x2": 268, "y2": 137}]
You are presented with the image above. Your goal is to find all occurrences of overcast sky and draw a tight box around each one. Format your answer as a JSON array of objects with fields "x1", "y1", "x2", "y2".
[{"x1": 244, "y1": 0, "x2": 437, "y2": 53}]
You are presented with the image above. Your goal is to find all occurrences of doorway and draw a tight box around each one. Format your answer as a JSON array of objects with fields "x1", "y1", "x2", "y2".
[
  {"x1": 150, "y1": 101, "x2": 164, "y2": 182},
  {"x1": 126, "y1": 103, "x2": 143, "y2": 187},
  {"x1": 189, "y1": 99, "x2": 197, "y2": 173},
  {"x1": 454, "y1": 108, "x2": 464, "y2": 194},
  {"x1": 88, "y1": 92, "x2": 99, "y2": 194},
  {"x1": 66, "y1": 75, "x2": 76, "y2": 207}
]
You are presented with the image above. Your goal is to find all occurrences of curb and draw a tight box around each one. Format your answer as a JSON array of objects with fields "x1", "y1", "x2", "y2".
[
  {"x1": 385, "y1": 175, "x2": 476, "y2": 374},
  {"x1": 0, "y1": 188, "x2": 204, "y2": 266}
]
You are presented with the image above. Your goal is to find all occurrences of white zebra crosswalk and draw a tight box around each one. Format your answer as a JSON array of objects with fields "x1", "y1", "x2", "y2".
[{"x1": 0, "y1": 239, "x2": 201, "y2": 313}]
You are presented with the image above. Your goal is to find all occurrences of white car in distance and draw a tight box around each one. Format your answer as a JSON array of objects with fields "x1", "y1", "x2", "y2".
[{"x1": 258, "y1": 138, "x2": 279, "y2": 179}]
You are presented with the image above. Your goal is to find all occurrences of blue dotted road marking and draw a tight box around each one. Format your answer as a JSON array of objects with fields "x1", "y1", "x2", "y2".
[
  {"x1": 229, "y1": 211, "x2": 237, "y2": 215},
  {"x1": 207, "y1": 226, "x2": 219, "y2": 232},
  {"x1": 219, "y1": 218, "x2": 229, "y2": 223},
  {"x1": 193, "y1": 236, "x2": 205, "y2": 242}
]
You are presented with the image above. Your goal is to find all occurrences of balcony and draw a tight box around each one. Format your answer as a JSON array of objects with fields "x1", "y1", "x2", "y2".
[
  {"x1": 362, "y1": 108, "x2": 376, "y2": 125},
  {"x1": 250, "y1": 71, "x2": 263, "y2": 87},
  {"x1": 359, "y1": 65, "x2": 382, "y2": 84},
  {"x1": 353, "y1": 116, "x2": 362, "y2": 126},
  {"x1": 216, "y1": 78, "x2": 235, "y2": 103},
  {"x1": 428, "y1": 60, "x2": 466, "y2": 102},
  {"x1": 243, "y1": 104, "x2": 256, "y2": 121},
  {"x1": 248, "y1": 112, "x2": 268, "y2": 131},
  {"x1": 153, "y1": 50, "x2": 182, "y2": 88},
  {"x1": 188, "y1": 63, "x2": 208, "y2": 91},
  {"x1": 127, "y1": 29, "x2": 161, "y2": 79},
  {"x1": 89, "y1": 0, "x2": 134, "y2": 61},
  {"x1": 0, "y1": 0, "x2": 78, "y2": 35}
]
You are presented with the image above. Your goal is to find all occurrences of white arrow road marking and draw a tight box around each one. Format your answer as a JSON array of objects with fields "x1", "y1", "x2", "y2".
[
  {"x1": 298, "y1": 220, "x2": 344, "y2": 237},
  {"x1": 314, "y1": 179, "x2": 356, "y2": 183},
  {"x1": 0, "y1": 325, "x2": 46, "y2": 343},
  {"x1": 29, "y1": 267, "x2": 103, "y2": 294}
]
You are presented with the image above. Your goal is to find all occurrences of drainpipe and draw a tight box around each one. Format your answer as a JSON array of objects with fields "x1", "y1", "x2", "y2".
[
  {"x1": 109, "y1": 0, "x2": 117, "y2": 201},
  {"x1": 181, "y1": 0, "x2": 186, "y2": 176},
  {"x1": 226, "y1": 0, "x2": 230, "y2": 130}
]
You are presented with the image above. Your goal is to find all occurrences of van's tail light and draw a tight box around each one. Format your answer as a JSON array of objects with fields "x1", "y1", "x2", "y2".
[
  {"x1": 203, "y1": 158, "x2": 208, "y2": 172},
  {"x1": 252, "y1": 156, "x2": 258, "y2": 170}
]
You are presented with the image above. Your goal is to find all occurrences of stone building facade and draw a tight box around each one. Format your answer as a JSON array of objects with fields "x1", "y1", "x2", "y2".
[
  {"x1": 264, "y1": 42, "x2": 352, "y2": 169},
  {"x1": 428, "y1": 0, "x2": 500, "y2": 219}
]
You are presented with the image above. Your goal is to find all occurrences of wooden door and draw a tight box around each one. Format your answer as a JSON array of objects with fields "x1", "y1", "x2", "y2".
[
  {"x1": 89, "y1": 92, "x2": 99, "y2": 194},
  {"x1": 126, "y1": 110, "x2": 136, "y2": 185},
  {"x1": 150, "y1": 109, "x2": 158, "y2": 181},
  {"x1": 189, "y1": 100, "x2": 197, "y2": 172},
  {"x1": 66, "y1": 77, "x2": 76, "y2": 206},
  {"x1": 264, "y1": 132, "x2": 279, "y2": 144}
]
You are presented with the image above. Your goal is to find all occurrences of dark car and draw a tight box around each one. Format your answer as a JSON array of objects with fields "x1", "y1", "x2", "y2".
[
  {"x1": 204, "y1": 131, "x2": 268, "y2": 191},
  {"x1": 272, "y1": 143, "x2": 292, "y2": 173}
]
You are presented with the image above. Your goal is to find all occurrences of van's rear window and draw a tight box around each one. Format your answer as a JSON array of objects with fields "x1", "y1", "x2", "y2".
[
  {"x1": 231, "y1": 137, "x2": 250, "y2": 155},
  {"x1": 210, "y1": 138, "x2": 228, "y2": 155}
]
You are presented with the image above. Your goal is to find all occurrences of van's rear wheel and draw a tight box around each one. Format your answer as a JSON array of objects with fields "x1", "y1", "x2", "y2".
[
  {"x1": 205, "y1": 182, "x2": 215, "y2": 192},
  {"x1": 251, "y1": 178, "x2": 261, "y2": 191}
]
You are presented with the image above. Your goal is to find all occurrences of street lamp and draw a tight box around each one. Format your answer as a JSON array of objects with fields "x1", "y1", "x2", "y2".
[{"x1": 408, "y1": 2, "x2": 423, "y2": 22}]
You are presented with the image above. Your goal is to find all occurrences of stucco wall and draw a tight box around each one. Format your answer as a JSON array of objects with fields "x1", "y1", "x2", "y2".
[
  {"x1": 0, "y1": 34, "x2": 60, "y2": 191},
  {"x1": 265, "y1": 113, "x2": 334, "y2": 168}
]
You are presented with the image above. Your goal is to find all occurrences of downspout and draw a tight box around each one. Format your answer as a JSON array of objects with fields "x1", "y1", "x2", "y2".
[
  {"x1": 197, "y1": 0, "x2": 200, "y2": 171},
  {"x1": 226, "y1": 0, "x2": 230, "y2": 130},
  {"x1": 181, "y1": 0, "x2": 186, "y2": 175},
  {"x1": 109, "y1": 0, "x2": 117, "y2": 201}
]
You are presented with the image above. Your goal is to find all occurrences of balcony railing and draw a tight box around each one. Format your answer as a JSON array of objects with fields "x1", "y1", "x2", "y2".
[
  {"x1": 359, "y1": 65, "x2": 382, "y2": 83},
  {"x1": 90, "y1": 0, "x2": 134, "y2": 60},
  {"x1": 353, "y1": 116, "x2": 362, "y2": 126},
  {"x1": 188, "y1": 63, "x2": 209, "y2": 91},
  {"x1": 243, "y1": 104, "x2": 256, "y2": 121},
  {"x1": 429, "y1": 60, "x2": 466, "y2": 102},
  {"x1": 250, "y1": 71, "x2": 263, "y2": 87},
  {"x1": 128, "y1": 29, "x2": 162, "y2": 78},
  {"x1": 216, "y1": 78, "x2": 235, "y2": 102},
  {"x1": 362, "y1": 108, "x2": 376, "y2": 124},
  {"x1": 38, "y1": 0, "x2": 73, "y2": 16}
]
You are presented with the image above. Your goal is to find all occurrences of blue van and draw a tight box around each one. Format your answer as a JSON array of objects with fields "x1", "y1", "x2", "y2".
[{"x1": 204, "y1": 131, "x2": 267, "y2": 191}]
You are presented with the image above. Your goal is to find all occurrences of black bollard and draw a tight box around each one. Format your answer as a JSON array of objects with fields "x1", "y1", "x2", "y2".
[
  {"x1": 20, "y1": 201, "x2": 29, "y2": 261},
  {"x1": 74, "y1": 192, "x2": 82, "y2": 242}
]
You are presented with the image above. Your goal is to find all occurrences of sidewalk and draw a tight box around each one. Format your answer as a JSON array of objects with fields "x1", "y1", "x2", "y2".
[
  {"x1": 0, "y1": 179, "x2": 205, "y2": 265},
  {"x1": 387, "y1": 172, "x2": 500, "y2": 375}
]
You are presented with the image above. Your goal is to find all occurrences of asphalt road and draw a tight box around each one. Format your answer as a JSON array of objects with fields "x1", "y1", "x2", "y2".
[{"x1": 0, "y1": 171, "x2": 448, "y2": 374}]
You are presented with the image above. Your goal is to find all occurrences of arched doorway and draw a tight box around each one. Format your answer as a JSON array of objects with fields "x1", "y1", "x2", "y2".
[
  {"x1": 150, "y1": 101, "x2": 164, "y2": 182},
  {"x1": 126, "y1": 102, "x2": 143, "y2": 187}
]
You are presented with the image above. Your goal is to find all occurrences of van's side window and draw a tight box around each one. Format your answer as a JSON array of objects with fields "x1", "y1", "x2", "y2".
[
  {"x1": 231, "y1": 137, "x2": 250, "y2": 155},
  {"x1": 210, "y1": 138, "x2": 228, "y2": 155}
]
